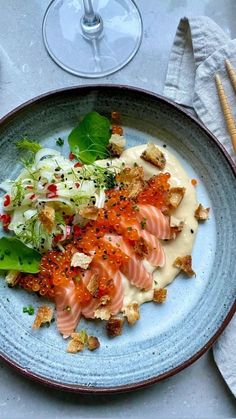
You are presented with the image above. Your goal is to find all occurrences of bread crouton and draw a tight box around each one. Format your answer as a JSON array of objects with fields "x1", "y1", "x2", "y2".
[
  {"x1": 134, "y1": 237, "x2": 150, "y2": 259},
  {"x1": 170, "y1": 216, "x2": 184, "y2": 239},
  {"x1": 141, "y1": 143, "x2": 166, "y2": 169},
  {"x1": 79, "y1": 205, "x2": 99, "y2": 221},
  {"x1": 106, "y1": 315, "x2": 124, "y2": 337},
  {"x1": 71, "y1": 252, "x2": 93, "y2": 269},
  {"x1": 87, "y1": 274, "x2": 99, "y2": 297},
  {"x1": 173, "y1": 255, "x2": 195, "y2": 277},
  {"x1": 153, "y1": 288, "x2": 167, "y2": 303},
  {"x1": 116, "y1": 166, "x2": 145, "y2": 198},
  {"x1": 107, "y1": 134, "x2": 126, "y2": 157},
  {"x1": 5, "y1": 270, "x2": 20, "y2": 286},
  {"x1": 168, "y1": 187, "x2": 186, "y2": 209},
  {"x1": 194, "y1": 204, "x2": 210, "y2": 221},
  {"x1": 32, "y1": 305, "x2": 53, "y2": 329},
  {"x1": 38, "y1": 205, "x2": 55, "y2": 233},
  {"x1": 87, "y1": 336, "x2": 100, "y2": 351},
  {"x1": 124, "y1": 303, "x2": 140, "y2": 325}
]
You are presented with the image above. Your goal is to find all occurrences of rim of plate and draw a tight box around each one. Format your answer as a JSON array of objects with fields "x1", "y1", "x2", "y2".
[{"x1": 0, "y1": 85, "x2": 235, "y2": 394}]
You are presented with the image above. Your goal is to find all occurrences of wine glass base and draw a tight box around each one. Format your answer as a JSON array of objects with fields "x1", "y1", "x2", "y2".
[{"x1": 42, "y1": 0, "x2": 143, "y2": 78}]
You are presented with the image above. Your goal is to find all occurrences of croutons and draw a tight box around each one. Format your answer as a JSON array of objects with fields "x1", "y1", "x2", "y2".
[
  {"x1": 134, "y1": 237, "x2": 150, "y2": 259},
  {"x1": 123, "y1": 303, "x2": 140, "y2": 325},
  {"x1": 107, "y1": 134, "x2": 126, "y2": 157},
  {"x1": 88, "y1": 336, "x2": 100, "y2": 351},
  {"x1": 168, "y1": 187, "x2": 186, "y2": 209},
  {"x1": 87, "y1": 274, "x2": 99, "y2": 297},
  {"x1": 153, "y1": 288, "x2": 167, "y2": 303},
  {"x1": 38, "y1": 205, "x2": 55, "y2": 233},
  {"x1": 5, "y1": 270, "x2": 20, "y2": 286},
  {"x1": 116, "y1": 166, "x2": 144, "y2": 185},
  {"x1": 79, "y1": 205, "x2": 99, "y2": 221},
  {"x1": 169, "y1": 216, "x2": 184, "y2": 239},
  {"x1": 194, "y1": 204, "x2": 210, "y2": 221},
  {"x1": 94, "y1": 307, "x2": 111, "y2": 321},
  {"x1": 173, "y1": 255, "x2": 195, "y2": 277},
  {"x1": 116, "y1": 166, "x2": 145, "y2": 199},
  {"x1": 67, "y1": 330, "x2": 100, "y2": 353},
  {"x1": 67, "y1": 336, "x2": 85, "y2": 354},
  {"x1": 106, "y1": 315, "x2": 125, "y2": 337},
  {"x1": 32, "y1": 305, "x2": 53, "y2": 329},
  {"x1": 141, "y1": 143, "x2": 166, "y2": 169},
  {"x1": 70, "y1": 252, "x2": 93, "y2": 269}
]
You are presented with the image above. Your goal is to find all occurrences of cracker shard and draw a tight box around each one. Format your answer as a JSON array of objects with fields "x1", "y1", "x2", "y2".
[
  {"x1": 173, "y1": 255, "x2": 195, "y2": 277},
  {"x1": 194, "y1": 204, "x2": 210, "y2": 221},
  {"x1": 141, "y1": 143, "x2": 166, "y2": 169},
  {"x1": 32, "y1": 305, "x2": 53, "y2": 329}
]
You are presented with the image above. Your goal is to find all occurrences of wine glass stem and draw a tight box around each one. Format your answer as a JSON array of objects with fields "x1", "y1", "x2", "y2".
[
  {"x1": 81, "y1": 0, "x2": 103, "y2": 39},
  {"x1": 83, "y1": 0, "x2": 96, "y2": 24}
]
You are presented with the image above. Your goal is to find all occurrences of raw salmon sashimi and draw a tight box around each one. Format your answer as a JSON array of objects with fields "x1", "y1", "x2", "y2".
[
  {"x1": 137, "y1": 204, "x2": 171, "y2": 239},
  {"x1": 54, "y1": 280, "x2": 82, "y2": 337},
  {"x1": 104, "y1": 235, "x2": 153, "y2": 291},
  {"x1": 119, "y1": 217, "x2": 165, "y2": 267},
  {"x1": 82, "y1": 260, "x2": 124, "y2": 319},
  {"x1": 140, "y1": 229, "x2": 165, "y2": 267}
]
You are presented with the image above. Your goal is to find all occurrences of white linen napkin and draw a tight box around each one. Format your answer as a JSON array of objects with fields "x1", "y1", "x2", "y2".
[{"x1": 163, "y1": 16, "x2": 236, "y2": 396}]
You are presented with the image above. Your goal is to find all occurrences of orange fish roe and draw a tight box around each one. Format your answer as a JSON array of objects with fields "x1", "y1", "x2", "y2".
[
  {"x1": 111, "y1": 111, "x2": 120, "y2": 121},
  {"x1": 191, "y1": 178, "x2": 198, "y2": 186},
  {"x1": 111, "y1": 124, "x2": 123, "y2": 136},
  {"x1": 97, "y1": 276, "x2": 116, "y2": 299},
  {"x1": 19, "y1": 244, "x2": 83, "y2": 300},
  {"x1": 137, "y1": 173, "x2": 171, "y2": 210},
  {"x1": 74, "y1": 280, "x2": 92, "y2": 305}
]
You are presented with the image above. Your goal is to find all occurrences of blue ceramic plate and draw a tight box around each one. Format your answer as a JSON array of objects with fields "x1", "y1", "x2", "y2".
[{"x1": 0, "y1": 86, "x2": 235, "y2": 393}]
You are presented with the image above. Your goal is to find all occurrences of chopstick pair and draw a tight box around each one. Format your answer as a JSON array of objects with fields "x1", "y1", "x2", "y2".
[{"x1": 215, "y1": 59, "x2": 236, "y2": 153}]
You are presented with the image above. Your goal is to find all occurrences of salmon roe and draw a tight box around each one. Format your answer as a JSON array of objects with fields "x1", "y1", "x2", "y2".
[
  {"x1": 137, "y1": 173, "x2": 171, "y2": 210},
  {"x1": 111, "y1": 125, "x2": 123, "y2": 136}
]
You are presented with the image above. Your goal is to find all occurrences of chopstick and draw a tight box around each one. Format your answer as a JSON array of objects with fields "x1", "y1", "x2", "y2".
[
  {"x1": 215, "y1": 71, "x2": 236, "y2": 153},
  {"x1": 225, "y1": 59, "x2": 236, "y2": 93}
]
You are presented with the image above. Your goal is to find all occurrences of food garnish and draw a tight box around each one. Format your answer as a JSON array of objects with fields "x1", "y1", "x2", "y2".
[
  {"x1": 68, "y1": 111, "x2": 111, "y2": 164},
  {"x1": 153, "y1": 288, "x2": 167, "y2": 303},
  {"x1": 173, "y1": 255, "x2": 195, "y2": 277},
  {"x1": 32, "y1": 305, "x2": 53, "y2": 329},
  {"x1": 141, "y1": 143, "x2": 166, "y2": 169},
  {"x1": 194, "y1": 204, "x2": 210, "y2": 221},
  {"x1": 0, "y1": 237, "x2": 41, "y2": 273}
]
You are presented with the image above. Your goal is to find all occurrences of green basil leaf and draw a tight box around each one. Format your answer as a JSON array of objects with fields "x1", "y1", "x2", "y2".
[
  {"x1": 0, "y1": 237, "x2": 41, "y2": 273},
  {"x1": 68, "y1": 112, "x2": 111, "y2": 164}
]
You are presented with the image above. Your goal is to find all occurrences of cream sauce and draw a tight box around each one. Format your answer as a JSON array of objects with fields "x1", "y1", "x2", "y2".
[{"x1": 99, "y1": 144, "x2": 198, "y2": 308}]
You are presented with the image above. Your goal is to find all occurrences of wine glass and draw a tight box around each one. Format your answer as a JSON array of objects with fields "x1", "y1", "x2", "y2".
[{"x1": 42, "y1": 0, "x2": 143, "y2": 78}]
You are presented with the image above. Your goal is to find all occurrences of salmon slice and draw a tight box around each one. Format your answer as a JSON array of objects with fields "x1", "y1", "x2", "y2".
[
  {"x1": 119, "y1": 217, "x2": 165, "y2": 267},
  {"x1": 140, "y1": 229, "x2": 165, "y2": 267},
  {"x1": 105, "y1": 235, "x2": 153, "y2": 291},
  {"x1": 137, "y1": 204, "x2": 171, "y2": 239},
  {"x1": 82, "y1": 261, "x2": 124, "y2": 319},
  {"x1": 54, "y1": 280, "x2": 81, "y2": 337}
]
